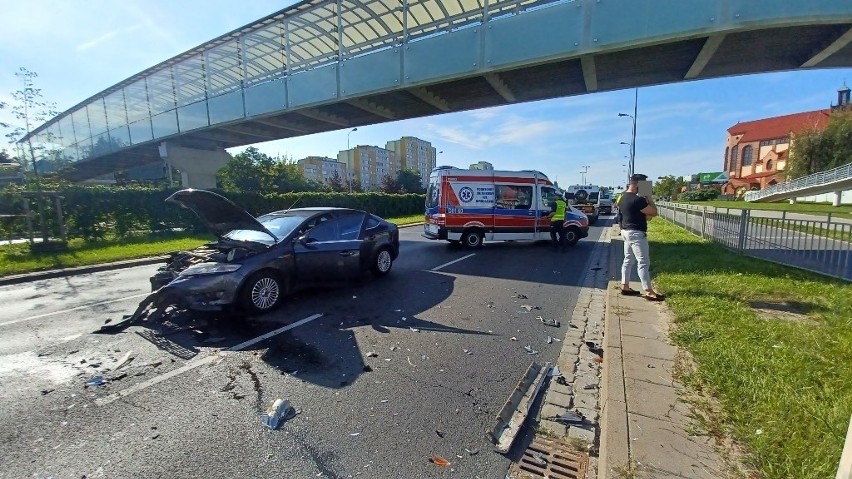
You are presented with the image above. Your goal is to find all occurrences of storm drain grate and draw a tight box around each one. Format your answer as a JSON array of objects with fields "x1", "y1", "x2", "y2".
[{"x1": 507, "y1": 437, "x2": 588, "y2": 479}]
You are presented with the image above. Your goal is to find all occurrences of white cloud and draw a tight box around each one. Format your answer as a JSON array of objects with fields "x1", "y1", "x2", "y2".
[{"x1": 76, "y1": 31, "x2": 120, "y2": 52}]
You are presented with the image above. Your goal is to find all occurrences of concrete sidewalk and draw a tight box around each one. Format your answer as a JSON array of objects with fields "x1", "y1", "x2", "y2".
[{"x1": 599, "y1": 228, "x2": 727, "y2": 478}]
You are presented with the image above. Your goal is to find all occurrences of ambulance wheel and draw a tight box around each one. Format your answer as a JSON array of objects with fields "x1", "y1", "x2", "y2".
[
  {"x1": 565, "y1": 226, "x2": 581, "y2": 247},
  {"x1": 461, "y1": 230, "x2": 484, "y2": 248}
]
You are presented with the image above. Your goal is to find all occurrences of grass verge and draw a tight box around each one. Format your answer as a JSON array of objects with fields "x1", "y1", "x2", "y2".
[
  {"x1": 0, "y1": 214, "x2": 425, "y2": 277},
  {"x1": 648, "y1": 218, "x2": 852, "y2": 479}
]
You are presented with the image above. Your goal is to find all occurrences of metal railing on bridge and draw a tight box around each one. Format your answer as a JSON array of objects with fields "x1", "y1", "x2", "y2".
[
  {"x1": 657, "y1": 202, "x2": 851, "y2": 282},
  {"x1": 744, "y1": 162, "x2": 852, "y2": 202}
]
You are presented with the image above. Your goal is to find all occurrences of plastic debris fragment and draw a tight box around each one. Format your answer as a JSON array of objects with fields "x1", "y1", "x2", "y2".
[
  {"x1": 261, "y1": 399, "x2": 297, "y2": 430},
  {"x1": 546, "y1": 336, "x2": 553, "y2": 344},
  {"x1": 429, "y1": 456, "x2": 450, "y2": 468},
  {"x1": 85, "y1": 376, "x2": 107, "y2": 387},
  {"x1": 409, "y1": 327, "x2": 419, "y2": 332},
  {"x1": 465, "y1": 448, "x2": 479, "y2": 456},
  {"x1": 366, "y1": 351, "x2": 378, "y2": 358},
  {"x1": 524, "y1": 345, "x2": 540, "y2": 355},
  {"x1": 115, "y1": 352, "x2": 134, "y2": 370},
  {"x1": 510, "y1": 337, "x2": 518, "y2": 341},
  {"x1": 554, "y1": 410, "x2": 585, "y2": 424},
  {"x1": 539, "y1": 316, "x2": 560, "y2": 327}
]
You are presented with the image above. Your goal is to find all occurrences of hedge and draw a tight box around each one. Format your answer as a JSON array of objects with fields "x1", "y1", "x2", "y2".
[{"x1": 0, "y1": 187, "x2": 425, "y2": 241}]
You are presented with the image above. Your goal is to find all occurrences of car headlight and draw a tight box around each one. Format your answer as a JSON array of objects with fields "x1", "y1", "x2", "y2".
[{"x1": 180, "y1": 262, "x2": 242, "y2": 277}]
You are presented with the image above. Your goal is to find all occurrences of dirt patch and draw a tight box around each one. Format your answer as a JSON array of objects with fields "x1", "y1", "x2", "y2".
[{"x1": 749, "y1": 300, "x2": 816, "y2": 325}]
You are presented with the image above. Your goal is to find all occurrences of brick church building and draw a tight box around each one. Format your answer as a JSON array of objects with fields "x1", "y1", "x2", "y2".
[{"x1": 721, "y1": 85, "x2": 850, "y2": 196}]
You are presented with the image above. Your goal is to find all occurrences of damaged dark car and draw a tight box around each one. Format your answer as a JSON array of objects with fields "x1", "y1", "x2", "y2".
[{"x1": 149, "y1": 189, "x2": 400, "y2": 314}]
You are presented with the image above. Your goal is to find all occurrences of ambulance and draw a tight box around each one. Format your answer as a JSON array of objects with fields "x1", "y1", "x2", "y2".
[{"x1": 423, "y1": 166, "x2": 589, "y2": 248}]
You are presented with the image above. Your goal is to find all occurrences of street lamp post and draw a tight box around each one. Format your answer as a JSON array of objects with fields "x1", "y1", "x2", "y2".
[
  {"x1": 347, "y1": 127, "x2": 358, "y2": 193},
  {"x1": 618, "y1": 88, "x2": 638, "y2": 178},
  {"x1": 580, "y1": 165, "x2": 590, "y2": 185}
]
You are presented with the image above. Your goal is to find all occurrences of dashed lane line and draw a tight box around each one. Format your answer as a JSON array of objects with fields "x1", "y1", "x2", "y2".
[
  {"x1": 94, "y1": 313, "x2": 323, "y2": 406},
  {"x1": 431, "y1": 253, "x2": 476, "y2": 272}
]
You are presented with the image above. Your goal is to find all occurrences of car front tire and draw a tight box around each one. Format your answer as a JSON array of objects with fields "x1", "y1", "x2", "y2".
[
  {"x1": 565, "y1": 226, "x2": 581, "y2": 247},
  {"x1": 241, "y1": 271, "x2": 284, "y2": 314},
  {"x1": 370, "y1": 247, "x2": 393, "y2": 276}
]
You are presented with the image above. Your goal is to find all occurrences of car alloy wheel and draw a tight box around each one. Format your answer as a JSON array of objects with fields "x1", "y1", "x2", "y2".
[
  {"x1": 371, "y1": 248, "x2": 393, "y2": 276},
  {"x1": 242, "y1": 272, "x2": 283, "y2": 313}
]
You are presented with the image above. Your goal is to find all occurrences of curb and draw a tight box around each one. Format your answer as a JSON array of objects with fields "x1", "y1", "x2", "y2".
[
  {"x1": 0, "y1": 222, "x2": 425, "y2": 287},
  {"x1": 0, "y1": 256, "x2": 168, "y2": 287},
  {"x1": 599, "y1": 226, "x2": 629, "y2": 478}
]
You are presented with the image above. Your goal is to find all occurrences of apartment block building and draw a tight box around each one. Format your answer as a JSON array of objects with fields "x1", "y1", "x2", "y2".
[
  {"x1": 385, "y1": 136, "x2": 437, "y2": 187},
  {"x1": 469, "y1": 161, "x2": 494, "y2": 170},
  {"x1": 298, "y1": 156, "x2": 348, "y2": 183},
  {"x1": 338, "y1": 145, "x2": 400, "y2": 190}
]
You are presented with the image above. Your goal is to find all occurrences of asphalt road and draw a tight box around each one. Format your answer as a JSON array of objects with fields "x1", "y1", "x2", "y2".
[{"x1": 0, "y1": 222, "x2": 609, "y2": 479}]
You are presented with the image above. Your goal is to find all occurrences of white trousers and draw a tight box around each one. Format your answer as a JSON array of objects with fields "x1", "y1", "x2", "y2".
[{"x1": 620, "y1": 229, "x2": 652, "y2": 291}]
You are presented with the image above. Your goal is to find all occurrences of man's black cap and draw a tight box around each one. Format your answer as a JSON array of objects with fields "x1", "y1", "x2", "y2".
[{"x1": 630, "y1": 173, "x2": 648, "y2": 181}]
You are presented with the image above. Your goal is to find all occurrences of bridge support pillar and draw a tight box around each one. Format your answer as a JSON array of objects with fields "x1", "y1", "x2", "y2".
[
  {"x1": 833, "y1": 191, "x2": 843, "y2": 207},
  {"x1": 158, "y1": 142, "x2": 231, "y2": 189},
  {"x1": 789, "y1": 197, "x2": 797, "y2": 205}
]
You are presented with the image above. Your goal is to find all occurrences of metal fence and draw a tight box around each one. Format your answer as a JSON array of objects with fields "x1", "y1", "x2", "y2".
[{"x1": 657, "y1": 202, "x2": 852, "y2": 281}]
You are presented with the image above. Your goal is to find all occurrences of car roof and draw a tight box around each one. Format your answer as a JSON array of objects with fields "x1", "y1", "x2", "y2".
[{"x1": 265, "y1": 207, "x2": 363, "y2": 216}]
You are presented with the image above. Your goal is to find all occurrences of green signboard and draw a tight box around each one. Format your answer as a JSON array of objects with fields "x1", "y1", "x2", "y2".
[{"x1": 697, "y1": 172, "x2": 728, "y2": 184}]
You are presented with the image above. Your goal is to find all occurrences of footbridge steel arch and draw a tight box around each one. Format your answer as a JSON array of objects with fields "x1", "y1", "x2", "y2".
[{"x1": 19, "y1": 0, "x2": 852, "y2": 184}]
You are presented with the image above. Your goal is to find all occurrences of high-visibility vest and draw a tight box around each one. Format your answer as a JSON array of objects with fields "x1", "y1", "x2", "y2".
[{"x1": 552, "y1": 199, "x2": 566, "y2": 221}]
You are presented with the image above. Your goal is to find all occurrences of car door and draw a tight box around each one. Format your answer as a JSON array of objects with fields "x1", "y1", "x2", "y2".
[
  {"x1": 293, "y1": 213, "x2": 363, "y2": 282},
  {"x1": 536, "y1": 186, "x2": 559, "y2": 240},
  {"x1": 335, "y1": 212, "x2": 367, "y2": 275},
  {"x1": 293, "y1": 214, "x2": 341, "y2": 282}
]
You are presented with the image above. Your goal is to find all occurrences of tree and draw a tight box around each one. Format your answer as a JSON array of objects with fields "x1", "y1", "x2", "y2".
[
  {"x1": 396, "y1": 168, "x2": 425, "y2": 193},
  {"x1": 2, "y1": 68, "x2": 59, "y2": 178},
  {"x1": 216, "y1": 146, "x2": 274, "y2": 192},
  {"x1": 327, "y1": 170, "x2": 346, "y2": 192},
  {"x1": 380, "y1": 173, "x2": 399, "y2": 193},
  {"x1": 653, "y1": 175, "x2": 685, "y2": 198},
  {"x1": 785, "y1": 111, "x2": 852, "y2": 180}
]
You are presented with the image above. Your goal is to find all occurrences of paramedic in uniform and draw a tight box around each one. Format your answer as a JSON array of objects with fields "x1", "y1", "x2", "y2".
[
  {"x1": 547, "y1": 192, "x2": 568, "y2": 251},
  {"x1": 618, "y1": 174, "x2": 664, "y2": 301}
]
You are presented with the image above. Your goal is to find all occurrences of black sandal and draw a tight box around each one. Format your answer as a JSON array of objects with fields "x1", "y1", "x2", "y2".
[{"x1": 643, "y1": 293, "x2": 665, "y2": 302}]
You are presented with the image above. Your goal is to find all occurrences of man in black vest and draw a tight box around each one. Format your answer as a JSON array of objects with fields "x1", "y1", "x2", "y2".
[{"x1": 618, "y1": 174, "x2": 664, "y2": 301}]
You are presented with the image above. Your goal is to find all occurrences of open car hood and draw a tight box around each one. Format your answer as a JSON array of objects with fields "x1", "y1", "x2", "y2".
[{"x1": 166, "y1": 189, "x2": 277, "y2": 241}]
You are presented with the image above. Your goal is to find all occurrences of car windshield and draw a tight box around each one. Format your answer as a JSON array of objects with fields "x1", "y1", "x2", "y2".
[{"x1": 223, "y1": 213, "x2": 310, "y2": 245}]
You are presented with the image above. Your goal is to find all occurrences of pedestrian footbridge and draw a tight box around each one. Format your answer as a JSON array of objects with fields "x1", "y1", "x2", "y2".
[
  {"x1": 744, "y1": 163, "x2": 852, "y2": 204},
  {"x1": 20, "y1": 0, "x2": 852, "y2": 186}
]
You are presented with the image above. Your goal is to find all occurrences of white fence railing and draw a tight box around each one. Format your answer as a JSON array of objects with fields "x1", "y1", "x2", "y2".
[
  {"x1": 657, "y1": 202, "x2": 851, "y2": 281},
  {"x1": 744, "y1": 162, "x2": 852, "y2": 202}
]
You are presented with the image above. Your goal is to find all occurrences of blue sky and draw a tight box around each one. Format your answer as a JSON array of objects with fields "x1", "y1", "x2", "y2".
[{"x1": 1, "y1": 0, "x2": 850, "y2": 189}]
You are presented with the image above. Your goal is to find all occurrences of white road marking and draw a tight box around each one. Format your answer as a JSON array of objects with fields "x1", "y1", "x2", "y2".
[
  {"x1": 226, "y1": 313, "x2": 323, "y2": 351},
  {"x1": 431, "y1": 253, "x2": 476, "y2": 271},
  {"x1": 1, "y1": 292, "x2": 151, "y2": 327},
  {"x1": 95, "y1": 313, "x2": 323, "y2": 406}
]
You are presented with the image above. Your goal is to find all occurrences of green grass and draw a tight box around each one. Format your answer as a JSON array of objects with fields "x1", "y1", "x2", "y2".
[
  {"x1": 648, "y1": 218, "x2": 852, "y2": 479},
  {"x1": 0, "y1": 214, "x2": 424, "y2": 277},
  {"x1": 676, "y1": 200, "x2": 852, "y2": 219}
]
